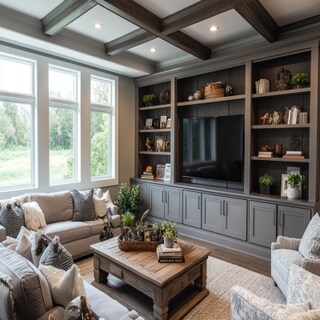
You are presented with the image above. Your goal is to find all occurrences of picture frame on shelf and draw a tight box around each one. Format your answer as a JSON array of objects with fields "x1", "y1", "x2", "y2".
[
  {"x1": 145, "y1": 118, "x2": 153, "y2": 129},
  {"x1": 160, "y1": 115, "x2": 167, "y2": 129},
  {"x1": 164, "y1": 163, "x2": 171, "y2": 181},
  {"x1": 281, "y1": 174, "x2": 288, "y2": 197},
  {"x1": 155, "y1": 136, "x2": 165, "y2": 152},
  {"x1": 155, "y1": 164, "x2": 165, "y2": 180},
  {"x1": 166, "y1": 118, "x2": 172, "y2": 128}
]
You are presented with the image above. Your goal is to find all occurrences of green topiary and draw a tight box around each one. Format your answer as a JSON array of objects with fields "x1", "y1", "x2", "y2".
[
  {"x1": 115, "y1": 183, "x2": 142, "y2": 217},
  {"x1": 287, "y1": 173, "x2": 305, "y2": 188},
  {"x1": 258, "y1": 173, "x2": 274, "y2": 186}
]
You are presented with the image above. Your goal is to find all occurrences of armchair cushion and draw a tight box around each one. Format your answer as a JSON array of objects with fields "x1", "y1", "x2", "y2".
[
  {"x1": 272, "y1": 236, "x2": 301, "y2": 251},
  {"x1": 299, "y1": 213, "x2": 320, "y2": 258},
  {"x1": 287, "y1": 264, "x2": 320, "y2": 310}
]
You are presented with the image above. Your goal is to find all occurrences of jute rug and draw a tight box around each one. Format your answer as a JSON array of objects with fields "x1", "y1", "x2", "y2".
[{"x1": 82, "y1": 256, "x2": 285, "y2": 320}]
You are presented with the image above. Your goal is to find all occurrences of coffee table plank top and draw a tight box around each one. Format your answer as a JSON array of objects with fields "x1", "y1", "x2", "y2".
[{"x1": 90, "y1": 237, "x2": 210, "y2": 286}]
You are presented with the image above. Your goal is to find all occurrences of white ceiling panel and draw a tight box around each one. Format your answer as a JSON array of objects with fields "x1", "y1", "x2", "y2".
[
  {"x1": 66, "y1": 5, "x2": 139, "y2": 43},
  {"x1": 0, "y1": 0, "x2": 63, "y2": 19},
  {"x1": 259, "y1": 0, "x2": 320, "y2": 26},
  {"x1": 128, "y1": 38, "x2": 191, "y2": 62},
  {"x1": 182, "y1": 9, "x2": 258, "y2": 47},
  {"x1": 133, "y1": 0, "x2": 200, "y2": 18}
]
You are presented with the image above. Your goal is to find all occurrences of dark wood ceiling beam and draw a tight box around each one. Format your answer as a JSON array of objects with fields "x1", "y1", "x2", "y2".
[
  {"x1": 234, "y1": 0, "x2": 278, "y2": 42},
  {"x1": 161, "y1": 0, "x2": 236, "y2": 35},
  {"x1": 98, "y1": 0, "x2": 210, "y2": 60},
  {"x1": 279, "y1": 14, "x2": 320, "y2": 34},
  {"x1": 105, "y1": 29, "x2": 156, "y2": 56},
  {"x1": 41, "y1": 0, "x2": 97, "y2": 35}
]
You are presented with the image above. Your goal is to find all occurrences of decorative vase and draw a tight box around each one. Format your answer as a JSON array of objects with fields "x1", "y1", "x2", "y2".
[
  {"x1": 159, "y1": 89, "x2": 170, "y2": 104},
  {"x1": 164, "y1": 237, "x2": 174, "y2": 248},
  {"x1": 276, "y1": 67, "x2": 292, "y2": 91},
  {"x1": 287, "y1": 187, "x2": 300, "y2": 199},
  {"x1": 193, "y1": 90, "x2": 202, "y2": 100},
  {"x1": 259, "y1": 184, "x2": 270, "y2": 195}
]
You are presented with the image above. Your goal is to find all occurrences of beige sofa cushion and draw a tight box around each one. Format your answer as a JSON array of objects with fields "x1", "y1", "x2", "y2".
[
  {"x1": 32, "y1": 191, "x2": 73, "y2": 224},
  {"x1": 0, "y1": 247, "x2": 53, "y2": 320}
]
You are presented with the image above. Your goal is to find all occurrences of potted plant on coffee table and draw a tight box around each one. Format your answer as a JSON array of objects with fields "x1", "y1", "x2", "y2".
[
  {"x1": 258, "y1": 173, "x2": 274, "y2": 195},
  {"x1": 287, "y1": 173, "x2": 305, "y2": 199},
  {"x1": 157, "y1": 220, "x2": 178, "y2": 248}
]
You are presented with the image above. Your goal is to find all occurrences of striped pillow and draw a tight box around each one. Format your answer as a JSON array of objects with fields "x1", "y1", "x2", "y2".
[
  {"x1": 40, "y1": 236, "x2": 73, "y2": 271},
  {"x1": 0, "y1": 202, "x2": 25, "y2": 238},
  {"x1": 71, "y1": 189, "x2": 95, "y2": 221}
]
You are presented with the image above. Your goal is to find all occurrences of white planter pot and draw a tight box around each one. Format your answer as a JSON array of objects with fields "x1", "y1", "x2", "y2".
[
  {"x1": 164, "y1": 237, "x2": 174, "y2": 248},
  {"x1": 287, "y1": 186, "x2": 300, "y2": 199}
]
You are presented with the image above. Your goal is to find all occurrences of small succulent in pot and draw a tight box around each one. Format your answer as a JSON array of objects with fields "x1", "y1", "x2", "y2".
[
  {"x1": 156, "y1": 220, "x2": 178, "y2": 248},
  {"x1": 287, "y1": 173, "x2": 305, "y2": 199},
  {"x1": 291, "y1": 73, "x2": 310, "y2": 88},
  {"x1": 258, "y1": 173, "x2": 274, "y2": 195}
]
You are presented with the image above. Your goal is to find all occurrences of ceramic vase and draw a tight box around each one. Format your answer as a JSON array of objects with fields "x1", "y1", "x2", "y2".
[
  {"x1": 164, "y1": 237, "x2": 174, "y2": 248},
  {"x1": 287, "y1": 186, "x2": 299, "y2": 199}
]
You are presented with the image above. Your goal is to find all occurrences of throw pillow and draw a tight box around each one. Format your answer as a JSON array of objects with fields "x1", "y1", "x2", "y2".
[
  {"x1": 0, "y1": 202, "x2": 25, "y2": 238},
  {"x1": 93, "y1": 195, "x2": 107, "y2": 218},
  {"x1": 22, "y1": 201, "x2": 47, "y2": 230},
  {"x1": 275, "y1": 303, "x2": 310, "y2": 320},
  {"x1": 15, "y1": 234, "x2": 32, "y2": 262},
  {"x1": 39, "y1": 264, "x2": 85, "y2": 308},
  {"x1": 299, "y1": 213, "x2": 320, "y2": 258},
  {"x1": 40, "y1": 236, "x2": 73, "y2": 271},
  {"x1": 0, "y1": 271, "x2": 16, "y2": 320},
  {"x1": 288, "y1": 264, "x2": 320, "y2": 310},
  {"x1": 72, "y1": 189, "x2": 95, "y2": 221}
]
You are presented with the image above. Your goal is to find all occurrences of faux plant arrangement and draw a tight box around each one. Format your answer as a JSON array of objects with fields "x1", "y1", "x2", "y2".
[
  {"x1": 287, "y1": 173, "x2": 305, "y2": 199},
  {"x1": 291, "y1": 73, "x2": 310, "y2": 88},
  {"x1": 258, "y1": 173, "x2": 274, "y2": 195},
  {"x1": 142, "y1": 94, "x2": 156, "y2": 106},
  {"x1": 115, "y1": 183, "x2": 142, "y2": 217},
  {"x1": 156, "y1": 220, "x2": 178, "y2": 248}
]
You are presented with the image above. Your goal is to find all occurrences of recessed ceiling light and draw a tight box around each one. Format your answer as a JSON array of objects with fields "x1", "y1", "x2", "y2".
[
  {"x1": 210, "y1": 25, "x2": 218, "y2": 32},
  {"x1": 150, "y1": 48, "x2": 157, "y2": 53},
  {"x1": 94, "y1": 23, "x2": 102, "y2": 29}
]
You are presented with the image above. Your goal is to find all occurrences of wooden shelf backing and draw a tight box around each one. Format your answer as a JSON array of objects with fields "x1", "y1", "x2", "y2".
[
  {"x1": 177, "y1": 94, "x2": 245, "y2": 107},
  {"x1": 251, "y1": 124, "x2": 310, "y2": 129},
  {"x1": 252, "y1": 87, "x2": 310, "y2": 98},
  {"x1": 251, "y1": 156, "x2": 309, "y2": 163},
  {"x1": 139, "y1": 104, "x2": 171, "y2": 111},
  {"x1": 139, "y1": 151, "x2": 170, "y2": 156}
]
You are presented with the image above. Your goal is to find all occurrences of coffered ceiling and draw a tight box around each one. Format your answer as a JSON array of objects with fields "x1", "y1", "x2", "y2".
[{"x1": 0, "y1": 0, "x2": 319, "y2": 77}]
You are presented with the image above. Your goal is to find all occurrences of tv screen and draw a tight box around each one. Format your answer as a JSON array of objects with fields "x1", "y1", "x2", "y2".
[{"x1": 181, "y1": 114, "x2": 244, "y2": 184}]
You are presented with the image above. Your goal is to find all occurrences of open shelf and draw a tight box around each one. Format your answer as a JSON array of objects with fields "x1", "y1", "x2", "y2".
[
  {"x1": 177, "y1": 94, "x2": 245, "y2": 107},
  {"x1": 139, "y1": 104, "x2": 171, "y2": 111},
  {"x1": 252, "y1": 87, "x2": 310, "y2": 98},
  {"x1": 251, "y1": 156, "x2": 309, "y2": 163},
  {"x1": 251, "y1": 124, "x2": 310, "y2": 129}
]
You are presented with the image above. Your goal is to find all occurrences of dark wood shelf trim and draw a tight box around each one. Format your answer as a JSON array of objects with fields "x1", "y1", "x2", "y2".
[
  {"x1": 252, "y1": 87, "x2": 310, "y2": 98},
  {"x1": 177, "y1": 94, "x2": 245, "y2": 107},
  {"x1": 251, "y1": 124, "x2": 310, "y2": 129},
  {"x1": 251, "y1": 156, "x2": 309, "y2": 163},
  {"x1": 139, "y1": 151, "x2": 170, "y2": 156},
  {"x1": 139, "y1": 104, "x2": 171, "y2": 111}
]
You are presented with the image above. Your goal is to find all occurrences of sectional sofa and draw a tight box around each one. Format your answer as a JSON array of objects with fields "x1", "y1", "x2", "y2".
[{"x1": 0, "y1": 189, "x2": 121, "y2": 259}]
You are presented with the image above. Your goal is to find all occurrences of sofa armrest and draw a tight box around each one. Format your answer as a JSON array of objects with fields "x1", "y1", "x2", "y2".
[
  {"x1": 302, "y1": 256, "x2": 320, "y2": 277},
  {"x1": 271, "y1": 235, "x2": 301, "y2": 251},
  {"x1": 0, "y1": 224, "x2": 6, "y2": 242},
  {"x1": 108, "y1": 204, "x2": 119, "y2": 216}
]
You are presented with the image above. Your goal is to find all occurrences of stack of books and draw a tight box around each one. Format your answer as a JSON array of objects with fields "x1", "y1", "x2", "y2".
[
  {"x1": 258, "y1": 151, "x2": 273, "y2": 158},
  {"x1": 156, "y1": 243, "x2": 185, "y2": 263},
  {"x1": 282, "y1": 151, "x2": 304, "y2": 159},
  {"x1": 287, "y1": 106, "x2": 301, "y2": 125},
  {"x1": 141, "y1": 171, "x2": 154, "y2": 180}
]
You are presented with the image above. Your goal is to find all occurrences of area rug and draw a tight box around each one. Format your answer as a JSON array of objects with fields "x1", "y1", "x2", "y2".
[{"x1": 82, "y1": 256, "x2": 285, "y2": 320}]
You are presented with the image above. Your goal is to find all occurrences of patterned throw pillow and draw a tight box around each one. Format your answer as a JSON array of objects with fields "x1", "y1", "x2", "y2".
[
  {"x1": 299, "y1": 213, "x2": 320, "y2": 258},
  {"x1": 0, "y1": 202, "x2": 25, "y2": 238},
  {"x1": 72, "y1": 189, "x2": 95, "y2": 221},
  {"x1": 40, "y1": 236, "x2": 73, "y2": 271}
]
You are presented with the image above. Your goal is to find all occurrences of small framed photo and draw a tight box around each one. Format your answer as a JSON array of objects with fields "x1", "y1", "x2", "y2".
[
  {"x1": 281, "y1": 174, "x2": 288, "y2": 197},
  {"x1": 287, "y1": 167, "x2": 300, "y2": 174},
  {"x1": 155, "y1": 136, "x2": 165, "y2": 152},
  {"x1": 160, "y1": 115, "x2": 167, "y2": 129},
  {"x1": 144, "y1": 228, "x2": 153, "y2": 242},
  {"x1": 166, "y1": 118, "x2": 172, "y2": 128},
  {"x1": 156, "y1": 164, "x2": 165, "y2": 180},
  {"x1": 145, "y1": 118, "x2": 153, "y2": 129},
  {"x1": 164, "y1": 163, "x2": 171, "y2": 181}
]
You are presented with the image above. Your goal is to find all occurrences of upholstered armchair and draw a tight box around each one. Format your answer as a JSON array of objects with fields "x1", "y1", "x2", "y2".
[{"x1": 271, "y1": 213, "x2": 320, "y2": 297}]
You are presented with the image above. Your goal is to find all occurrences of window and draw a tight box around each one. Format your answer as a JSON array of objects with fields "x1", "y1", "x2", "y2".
[
  {"x1": 49, "y1": 65, "x2": 79, "y2": 184},
  {"x1": 0, "y1": 53, "x2": 35, "y2": 190},
  {"x1": 90, "y1": 76, "x2": 115, "y2": 179}
]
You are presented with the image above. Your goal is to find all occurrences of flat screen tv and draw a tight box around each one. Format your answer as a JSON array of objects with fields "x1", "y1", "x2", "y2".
[{"x1": 181, "y1": 114, "x2": 244, "y2": 185}]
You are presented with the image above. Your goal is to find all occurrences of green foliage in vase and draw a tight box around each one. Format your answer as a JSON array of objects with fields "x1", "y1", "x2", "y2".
[
  {"x1": 287, "y1": 173, "x2": 305, "y2": 188},
  {"x1": 258, "y1": 173, "x2": 274, "y2": 186},
  {"x1": 115, "y1": 183, "x2": 142, "y2": 216},
  {"x1": 291, "y1": 73, "x2": 310, "y2": 86},
  {"x1": 156, "y1": 220, "x2": 178, "y2": 240},
  {"x1": 121, "y1": 211, "x2": 135, "y2": 227}
]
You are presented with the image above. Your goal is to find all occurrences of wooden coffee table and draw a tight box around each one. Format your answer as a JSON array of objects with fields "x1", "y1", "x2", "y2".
[{"x1": 90, "y1": 237, "x2": 210, "y2": 320}]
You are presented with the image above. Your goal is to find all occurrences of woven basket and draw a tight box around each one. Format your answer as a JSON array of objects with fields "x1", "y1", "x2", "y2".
[
  {"x1": 204, "y1": 81, "x2": 225, "y2": 99},
  {"x1": 118, "y1": 235, "x2": 163, "y2": 251}
]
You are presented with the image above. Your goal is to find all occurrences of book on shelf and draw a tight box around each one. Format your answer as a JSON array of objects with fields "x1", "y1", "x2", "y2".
[
  {"x1": 141, "y1": 174, "x2": 154, "y2": 179},
  {"x1": 156, "y1": 244, "x2": 184, "y2": 263},
  {"x1": 258, "y1": 151, "x2": 273, "y2": 155},
  {"x1": 160, "y1": 243, "x2": 182, "y2": 253},
  {"x1": 142, "y1": 171, "x2": 153, "y2": 175},
  {"x1": 285, "y1": 151, "x2": 303, "y2": 155},
  {"x1": 282, "y1": 155, "x2": 305, "y2": 159},
  {"x1": 258, "y1": 151, "x2": 273, "y2": 158}
]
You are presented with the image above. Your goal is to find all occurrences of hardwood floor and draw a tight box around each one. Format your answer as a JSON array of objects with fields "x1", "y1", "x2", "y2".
[{"x1": 75, "y1": 235, "x2": 271, "y2": 277}]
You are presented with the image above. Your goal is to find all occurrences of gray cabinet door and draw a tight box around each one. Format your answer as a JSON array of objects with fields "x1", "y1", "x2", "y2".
[
  {"x1": 149, "y1": 185, "x2": 165, "y2": 219},
  {"x1": 202, "y1": 193, "x2": 224, "y2": 233},
  {"x1": 278, "y1": 206, "x2": 311, "y2": 238},
  {"x1": 223, "y1": 197, "x2": 247, "y2": 241},
  {"x1": 183, "y1": 191, "x2": 201, "y2": 228},
  {"x1": 249, "y1": 201, "x2": 277, "y2": 247},
  {"x1": 164, "y1": 186, "x2": 182, "y2": 223}
]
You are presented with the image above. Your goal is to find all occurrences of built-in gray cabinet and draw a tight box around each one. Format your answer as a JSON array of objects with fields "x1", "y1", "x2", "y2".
[
  {"x1": 134, "y1": 181, "x2": 149, "y2": 214},
  {"x1": 278, "y1": 205, "x2": 311, "y2": 238},
  {"x1": 249, "y1": 201, "x2": 277, "y2": 247},
  {"x1": 183, "y1": 191, "x2": 201, "y2": 228},
  {"x1": 148, "y1": 184, "x2": 182, "y2": 222},
  {"x1": 202, "y1": 193, "x2": 247, "y2": 240}
]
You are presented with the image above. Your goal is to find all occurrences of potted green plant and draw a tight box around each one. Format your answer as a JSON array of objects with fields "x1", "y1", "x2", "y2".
[
  {"x1": 258, "y1": 173, "x2": 274, "y2": 195},
  {"x1": 115, "y1": 183, "x2": 142, "y2": 217},
  {"x1": 291, "y1": 73, "x2": 310, "y2": 89},
  {"x1": 156, "y1": 220, "x2": 178, "y2": 248},
  {"x1": 287, "y1": 173, "x2": 305, "y2": 199},
  {"x1": 142, "y1": 94, "x2": 156, "y2": 106},
  {"x1": 121, "y1": 211, "x2": 135, "y2": 240}
]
